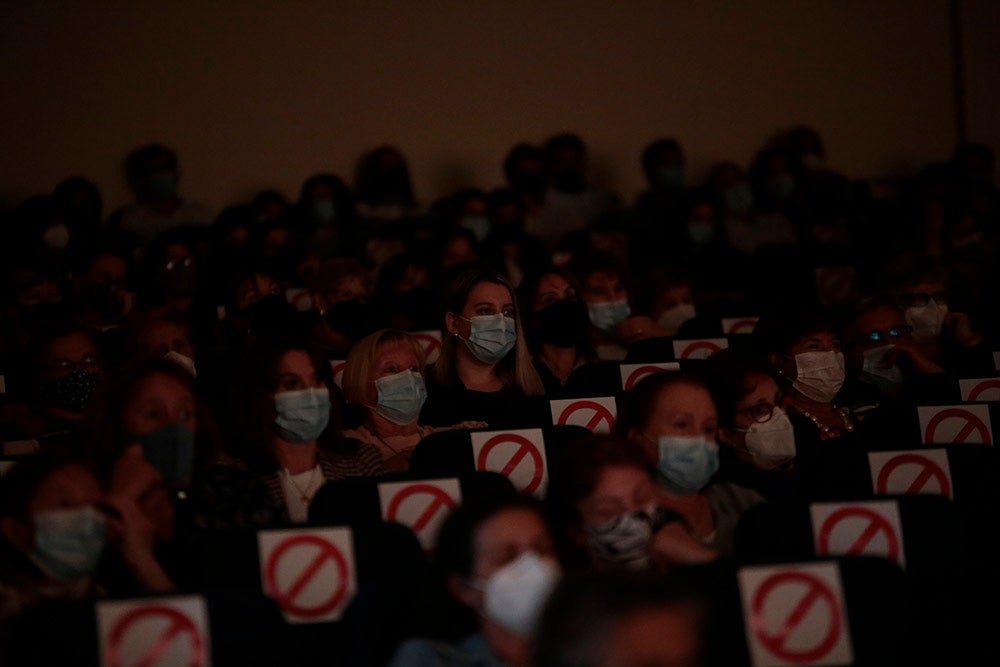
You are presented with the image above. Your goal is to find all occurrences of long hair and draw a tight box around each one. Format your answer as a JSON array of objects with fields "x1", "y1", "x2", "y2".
[
  {"x1": 235, "y1": 334, "x2": 349, "y2": 472},
  {"x1": 433, "y1": 267, "x2": 544, "y2": 396}
]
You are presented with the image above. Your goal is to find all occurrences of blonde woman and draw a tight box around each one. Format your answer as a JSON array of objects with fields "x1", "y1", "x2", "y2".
[
  {"x1": 422, "y1": 268, "x2": 545, "y2": 429},
  {"x1": 341, "y1": 329, "x2": 485, "y2": 472}
]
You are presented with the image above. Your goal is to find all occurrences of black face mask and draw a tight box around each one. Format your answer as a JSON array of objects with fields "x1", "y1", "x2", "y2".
[
  {"x1": 244, "y1": 294, "x2": 296, "y2": 335},
  {"x1": 534, "y1": 299, "x2": 590, "y2": 348},
  {"x1": 325, "y1": 299, "x2": 371, "y2": 339}
]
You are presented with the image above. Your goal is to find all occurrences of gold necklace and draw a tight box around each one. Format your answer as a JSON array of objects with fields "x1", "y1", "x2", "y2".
[
  {"x1": 793, "y1": 404, "x2": 854, "y2": 436},
  {"x1": 285, "y1": 466, "x2": 319, "y2": 504}
]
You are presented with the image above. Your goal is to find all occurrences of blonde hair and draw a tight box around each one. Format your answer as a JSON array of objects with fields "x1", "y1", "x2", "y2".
[
  {"x1": 342, "y1": 328, "x2": 427, "y2": 405},
  {"x1": 434, "y1": 268, "x2": 544, "y2": 397}
]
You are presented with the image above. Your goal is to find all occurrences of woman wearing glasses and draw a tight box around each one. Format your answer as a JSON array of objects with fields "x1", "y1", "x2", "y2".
[{"x1": 704, "y1": 349, "x2": 805, "y2": 502}]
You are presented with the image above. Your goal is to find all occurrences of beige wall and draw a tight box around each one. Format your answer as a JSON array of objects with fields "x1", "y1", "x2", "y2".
[{"x1": 1, "y1": 0, "x2": 995, "y2": 217}]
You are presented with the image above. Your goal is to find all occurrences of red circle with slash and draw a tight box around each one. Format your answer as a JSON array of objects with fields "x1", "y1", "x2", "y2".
[
  {"x1": 107, "y1": 605, "x2": 206, "y2": 667},
  {"x1": 477, "y1": 433, "x2": 545, "y2": 494},
  {"x1": 556, "y1": 400, "x2": 616, "y2": 431},
  {"x1": 816, "y1": 506, "x2": 900, "y2": 561},
  {"x1": 751, "y1": 570, "x2": 843, "y2": 663},
  {"x1": 924, "y1": 407, "x2": 991, "y2": 444},
  {"x1": 265, "y1": 534, "x2": 350, "y2": 618}
]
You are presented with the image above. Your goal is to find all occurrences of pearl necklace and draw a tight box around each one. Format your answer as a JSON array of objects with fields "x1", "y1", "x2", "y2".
[{"x1": 793, "y1": 404, "x2": 854, "y2": 436}]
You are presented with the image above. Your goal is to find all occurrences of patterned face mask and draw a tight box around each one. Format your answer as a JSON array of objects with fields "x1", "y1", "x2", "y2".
[{"x1": 40, "y1": 369, "x2": 100, "y2": 414}]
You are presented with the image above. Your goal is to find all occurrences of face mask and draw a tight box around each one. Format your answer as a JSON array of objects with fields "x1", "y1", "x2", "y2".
[
  {"x1": 905, "y1": 302, "x2": 948, "y2": 340},
  {"x1": 535, "y1": 299, "x2": 589, "y2": 348},
  {"x1": 148, "y1": 171, "x2": 179, "y2": 200},
  {"x1": 588, "y1": 299, "x2": 631, "y2": 331},
  {"x1": 480, "y1": 551, "x2": 561, "y2": 637},
  {"x1": 463, "y1": 313, "x2": 517, "y2": 364},
  {"x1": 133, "y1": 423, "x2": 196, "y2": 484},
  {"x1": 656, "y1": 303, "x2": 696, "y2": 333},
  {"x1": 769, "y1": 174, "x2": 795, "y2": 201},
  {"x1": 374, "y1": 370, "x2": 427, "y2": 425},
  {"x1": 43, "y1": 224, "x2": 71, "y2": 250},
  {"x1": 860, "y1": 344, "x2": 905, "y2": 397},
  {"x1": 40, "y1": 369, "x2": 100, "y2": 414},
  {"x1": 164, "y1": 350, "x2": 197, "y2": 377},
  {"x1": 791, "y1": 351, "x2": 845, "y2": 403},
  {"x1": 245, "y1": 294, "x2": 296, "y2": 336},
  {"x1": 274, "y1": 387, "x2": 331, "y2": 443},
  {"x1": 460, "y1": 214, "x2": 491, "y2": 243},
  {"x1": 723, "y1": 183, "x2": 754, "y2": 214},
  {"x1": 586, "y1": 504, "x2": 662, "y2": 571},
  {"x1": 741, "y1": 408, "x2": 796, "y2": 470},
  {"x1": 657, "y1": 436, "x2": 719, "y2": 494},
  {"x1": 31, "y1": 506, "x2": 107, "y2": 581},
  {"x1": 313, "y1": 200, "x2": 336, "y2": 224},
  {"x1": 656, "y1": 166, "x2": 685, "y2": 190},
  {"x1": 687, "y1": 221, "x2": 716, "y2": 245}
]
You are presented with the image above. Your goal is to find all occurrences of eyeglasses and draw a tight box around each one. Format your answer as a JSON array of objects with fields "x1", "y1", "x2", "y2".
[
  {"x1": 900, "y1": 291, "x2": 947, "y2": 308},
  {"x1": 47, "y1": 355, "x2": 102, "y2": 373},
  {"x1": 735, "y1": 402, "x2": 780, "y2": 424},
  {"x1": 862, "y1": 325, "x2": 913, "y2": 343}
]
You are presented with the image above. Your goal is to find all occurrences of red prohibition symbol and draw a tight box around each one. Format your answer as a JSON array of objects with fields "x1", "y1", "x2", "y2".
[
  {"x1": 265, "y1": 535, "x2": 350, "y2": 619},
  {"x1": 413, "y1": 333, "x2": 442, "y2": 357},
  {"x1": 624, "y1": 365, "x2": 667, "y2": 390},
  {"x1": 924, "y1": 407, "x2": 991, "y2": 444},
  {"x1": 107, "y1": 605, "x2": 206, "y2": 667},
  {"x1": 875, "y1": 453, "x2": 952, "y2": 497},
  {"x1": 386, "y1": 483, "x2": 459, "y2": 533},
  {"x1": 967, "y1": 379, "x2": 1000, "y2": 401},
  {"x1": 727, "y1": 319, "x2": 757, "y2": 334},
  {"x1": 752, "y1": 570, "x2": 843, "y2": 663},
  {"x1": 679, "y1": 341, "x2": 722, "y2": 359},
  {"x1": 477, "y1": 433, "x2": 545, "y2": 494},
  {"x1": 557, "y1": 400, "x2": 616, "y2": 431},
  {"x1": 816, "y1": 506, "x2": 900, "y2": 561}
]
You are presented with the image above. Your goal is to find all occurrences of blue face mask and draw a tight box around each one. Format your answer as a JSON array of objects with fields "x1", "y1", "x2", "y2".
[
  {"x1": 148, "y1": 171, "x2": 179, "y2": 200},
  {"x1": 274, "y1": 387, "x2": 331, "y2": 443},
  {"x1": 723, "y1": 183, "x2": 754, "y2": 214},
  {"x1": 588, "y1": 299, "x2": 632, "y2": 331},
  {"x1": 656, "y1": 435, "x2": 719, "y2": 494},
  {"x1": 464, "y1": 314, "x2": 517, "y2": 364},
  {"x1": 133, "y1": 423, "x2": 196, "y2": 484},
  {"x1": 313, "y1": 200, "x2": 336, "y2": 224},
  {"x1": 687, "y1": 221, "x2": 716, "y2": 245},
  {"x1": 768, "y1": 174, "x2": 795, "y2": 201},
  {"x1": 656, "y1": 166, "x2": 685, "y2": 190},
  {"x1": 31, "y1": 506, "x2": 107, "y2": 581},
  {"x1": 374, "y1": 369, "x2": 427, "y2": 425},
  {"x1": 460, "y1": 214, "x2": 491, "y2": 243}
]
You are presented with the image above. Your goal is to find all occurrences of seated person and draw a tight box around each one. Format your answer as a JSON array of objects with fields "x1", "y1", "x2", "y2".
[
  {"x1": 388, "y1": 491, "x2": 562, "y2": 667},
  {"x1": 341, "y1": 329, "x2": 485, "y2": 473}
]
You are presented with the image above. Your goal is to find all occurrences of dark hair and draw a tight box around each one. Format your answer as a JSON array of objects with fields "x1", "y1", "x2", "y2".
[
  {"x1": 81, "y1": 356, "x2": 222, "y2": 473},
  {"x1": 641, "y1": 138, "x2": 685, "y2": 183},
  {"x1": 503, "y1": 143, "x2": 545, "y2": 185},
  {"x1": 354, "y1": 145, "x2": 415, "y2": 208},
  {"x1": 543, "y1": 133, "x2": 587, "y2": 157},
  {"x1": 235, "y1": 334, "x2": 349, "y2": 471},
  {"x1": 124, "y1": 143, "x2": 178, "y2": 194},
  {"x1": 532, "y1": 568, "x2": 706, "y2": 667},
  {"x1": 433, "y1": 490, "x2": 546, "y2": 581},
  {"x1": 516, "y1": 264, "x2": 597, "y2": 359},
  {"x1": 701, "y1": 348, "x2": 776, "y2": 428},
  {"x1": 751, "y1": 299, "x2": 843, "y2": 357},
  {"x1": 545, "y1": 434, "x2": 652, "y2": 539},
  {"x1": 0, "y1": 448, "x2": 100, "y2": 518}
]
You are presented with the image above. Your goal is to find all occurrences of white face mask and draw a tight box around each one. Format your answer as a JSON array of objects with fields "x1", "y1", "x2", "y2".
[
  {"x1": 905, "y1": 303, "x2": 948, "y2": 340},
  {"x1": 656, "y1": 303, "x2": 696, "y2": 334},
  {"x1": 792, "y1": 350, "x2": 845, "y2": 403},
  {"x1": 479, "y1": 551, "x2": 561, "y2": 637},
  {"x1": 43, "y1": 224, "x2": 71, "y2": 250},
  {"x1": 164, "y1": 350, "x2": 197, "y2": 377},
  {"x1": 860, "y1": 344, "x2": 904, "y2": 397},
  {"x1": 741, "y1": 408, "x2": 796, "y2": 470}
]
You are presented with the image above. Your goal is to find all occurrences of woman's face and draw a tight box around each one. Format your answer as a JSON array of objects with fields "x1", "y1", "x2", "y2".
[
  {"x1": 577, "y1": 464, "x2": 655, "y2": 528},
  {"x1": 531, "y1": 273, "x2": 577, "y2": 312},
  {"x1": 29, "y1": 464, "x2": 102, "y2": 515},
  {"x1": 140, "y1": 320, "x2": 194, "y2": 360},
  {"x1": 275, "y1": 350, "x2": 324, "y2": 394},
  {"x1": 448, "y1": 281, "x2": 515, "y2": 340},
  {"x1": 471, "y1": 507, "x2": 555, "y2": 583},
  {"x1": 634, "y1": 383, "x2": 717, "y2": 463},
  {"x1": 235, "y1": 273, "x2": 281, "y2": 310},
  {"x1": 778, "y1": 328, "x2": 841, "y2": 380},
  {"x1": 722, "y1": 372, "x2": 782, "y2": 449},
  {"x1": 123, "y1": 371, "x2": 196, "y2": 436},
  {"x1": 367, "y1": 340, "x2": 422, "y2": 404},
  {"x1": 582, "y1": 270, "x2": 627, "y2": 305},
  {"x1": 41, "y1": 331, "x2": 102, "y2": 382}
]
